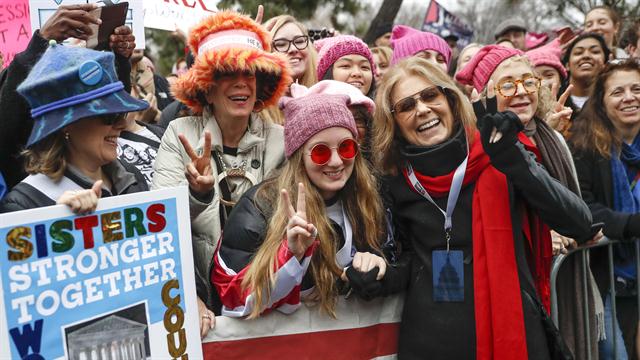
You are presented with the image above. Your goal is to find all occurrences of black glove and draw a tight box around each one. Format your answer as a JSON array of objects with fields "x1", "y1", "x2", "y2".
[
  {"x1": 626, "y1": 214, "x2": 640, "y2": 238},
  {"x1": 477, "y1": 110, "x2": 524, "y2": 157},
  {"x1": 345, "y1": 266, "x2": 382, "y2": 301}
]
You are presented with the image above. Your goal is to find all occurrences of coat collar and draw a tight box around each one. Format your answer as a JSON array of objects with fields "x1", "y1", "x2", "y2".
[{"x1": 196, "y1": 109, "x2": 266, "y2": 154}]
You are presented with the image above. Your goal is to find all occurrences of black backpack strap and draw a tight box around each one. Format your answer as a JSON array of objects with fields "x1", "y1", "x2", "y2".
[{"x1": 212, "y1": 150, "x2": 233, "y2": 229}]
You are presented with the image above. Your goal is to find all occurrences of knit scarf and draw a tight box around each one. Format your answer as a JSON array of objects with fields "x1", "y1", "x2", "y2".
[
  {"x1": 611, "y1": 134, "x2": 640, "y2": 277},
  {"x1": 402, "y1": 131, "x2": 552, "y2": 359}
]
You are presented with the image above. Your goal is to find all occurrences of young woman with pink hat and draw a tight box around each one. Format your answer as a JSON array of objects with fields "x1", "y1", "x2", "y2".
[
  {"x1": 212, "y1": 92, "x2": 389, "y2": 318},
  {"x1": 151, "y1": 10, "x2": 291, "y2": 336}
]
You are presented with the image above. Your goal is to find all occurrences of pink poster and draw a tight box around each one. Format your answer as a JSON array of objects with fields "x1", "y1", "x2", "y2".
[{"x1": 0, "y1": 0, "x2": 31, "y2": 69}]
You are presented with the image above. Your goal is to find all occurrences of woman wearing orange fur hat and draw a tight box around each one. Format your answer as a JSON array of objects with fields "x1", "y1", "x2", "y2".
[{"x1": 152, "y1": 10, "x2": 291, "y2": 337}]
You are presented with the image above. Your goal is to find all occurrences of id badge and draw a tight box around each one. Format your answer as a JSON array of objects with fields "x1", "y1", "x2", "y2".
[{"x1": 432, "y1": 250, "x2": 464, "y2": 302}]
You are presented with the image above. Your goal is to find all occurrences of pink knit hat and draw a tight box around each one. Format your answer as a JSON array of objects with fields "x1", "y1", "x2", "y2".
[
  {"x1": 525, "y1": 39, "x2": 567, "y2": 79},
  {"x1": 455, "y1": 45, "x2": 524, "y2": 92},
  {"x1": 315, "y1": 35, "x2": 377, "y2": 80},
  {"x1": 290, "y1": 80, "x2": 375, "y2": 114},
  {"x1": 280, "y1": 94, "x2": 358, "y2": 158},
  {"x1": 390, "y1": 25, "x2": 452, "y2": 67}
]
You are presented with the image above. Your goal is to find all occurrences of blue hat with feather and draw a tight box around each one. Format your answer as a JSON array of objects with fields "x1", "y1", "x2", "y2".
[{"x1": 17, "y1": 41, "x2": 149, "y2": 147}]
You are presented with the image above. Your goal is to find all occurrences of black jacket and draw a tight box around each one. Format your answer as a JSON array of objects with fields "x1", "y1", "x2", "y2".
[
  {"x1": 571, "y1": 147, "x2": 636, "y2": 294},
  {"x1": 379, "y1": 130, "x2": 592, "y2": 359},
  {"x1": 0, "y1": 160, "x2": 148, "y2": 213},
  {"x1": 0, "y1": 31, "x2": 132, "y2": 189}
]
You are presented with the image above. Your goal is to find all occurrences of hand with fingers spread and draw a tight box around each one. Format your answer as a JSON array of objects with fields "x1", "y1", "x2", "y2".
[
  {"x1": 109, "y1": 25, "x2": 136, "y2": 58},
  {"x1": 40, "y1": 4, "x2": 102, "y2": 42},
  {"x1": 254, "y1": 5, "x2": 264, "y2": 24},
  {"x1": 178, "y1": 131, "x2": 214, "y2": 196},
  {"x1": 57, "y1": 180, "x2": 102, "y2": 214},
  {"x1": 282, "y1": 183, "x2": 317, "y2": 260},
  {"x1": 546, "y1": 84, "x2": 573, "y2": 133},
  {"x1": 473, "y1": 80, "x2": 524, "y2": 156}
]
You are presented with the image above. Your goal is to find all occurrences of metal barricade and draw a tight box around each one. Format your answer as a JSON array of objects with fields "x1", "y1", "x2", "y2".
[{"x1": 550, "y1": 237, "x2": 640, "y2": 360}]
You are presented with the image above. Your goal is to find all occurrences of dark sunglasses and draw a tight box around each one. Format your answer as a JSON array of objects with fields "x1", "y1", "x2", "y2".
[
  {"x1": 308, "y1": 138, "x2": 359, "y2": 165},
  {"x1": 101, "y1": 113, "x2": 126, "y2": 125},
  {"x1": 272, "y1": 35, "x2": 309, "y2": 53},
  {"x1": 391, "y1": 86, "x2": 446, "y2": 115}
]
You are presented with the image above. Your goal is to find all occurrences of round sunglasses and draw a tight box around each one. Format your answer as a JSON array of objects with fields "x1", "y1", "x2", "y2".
[{"x1": 307, "y1": 138, "x2": 359, "y2": 165}]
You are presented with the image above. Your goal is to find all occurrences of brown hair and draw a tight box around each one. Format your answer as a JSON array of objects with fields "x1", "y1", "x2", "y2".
[
  {"x1": 22, "y1": 132, "x2": 67, "y2": 181},
  {"x1": 242, "y1": 147, "x2": 385, "y2": 318},
  {"x1": 373, "y1": 57, "x2": 476, "y2": 175},
  {"x1": 570, "y1": 59, "x2": 640, "y2": 158}
]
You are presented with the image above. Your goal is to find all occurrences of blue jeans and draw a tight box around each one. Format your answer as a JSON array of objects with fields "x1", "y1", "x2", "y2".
[{"x1": 599, "y1": 293, "x2": 629, "y2": 360}]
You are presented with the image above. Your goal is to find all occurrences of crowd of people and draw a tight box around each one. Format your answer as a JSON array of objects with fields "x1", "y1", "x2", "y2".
[{"x1": 0, "y1": 3, "x2": 639, "y2": 359}]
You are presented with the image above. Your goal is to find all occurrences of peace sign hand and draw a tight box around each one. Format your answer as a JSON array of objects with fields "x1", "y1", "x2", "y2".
[
  {"x1": 281, "y1": 183, "x2": 317, "y2": 260},
  {"x1": 178, "y1": 130, "x2": 214, "y2": 196},
  {"x1": 546, "y1": 84, "x2": 573, "y2": 133}
]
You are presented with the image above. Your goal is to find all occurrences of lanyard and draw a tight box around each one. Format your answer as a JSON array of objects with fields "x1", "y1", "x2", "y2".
[{"x1": 405, "y1": 155, "x2": 468, "y2": 252}]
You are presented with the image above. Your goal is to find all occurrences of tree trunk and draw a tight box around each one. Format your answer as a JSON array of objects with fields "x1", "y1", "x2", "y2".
[{"x1": 363, "y1": 0, "x2": 404, "y2": 45}]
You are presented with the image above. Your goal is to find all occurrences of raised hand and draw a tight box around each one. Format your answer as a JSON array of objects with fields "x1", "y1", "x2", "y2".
[
  {"x1": 281, "y1": 183, "x2": 317, "y2": 260},
  {"x1": 57, "y1": 180, "x2": 102, "y2": 214},
  {"x1": 546, "y1": 85, "x2": 573, "y2": 133},
  {"x1": 109, "y1": 25, "x2": 136, "y2": 58},
  {"x1": 178, "y1": 131, "x2": 214, "y2": 196},
  {"x1": 473, "y1": 80, "x2": 524, "y2": 156},
  {"x1": 40, "y1": 4, "x2": 101, "y2": 42},
  {"x1": 254, "y1": 5, "x2": 264, "y2": 24}
]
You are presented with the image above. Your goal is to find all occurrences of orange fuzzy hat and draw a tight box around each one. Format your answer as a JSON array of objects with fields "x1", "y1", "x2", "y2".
[{"x1": 172, "y1": 10, "x2": 292, "y2": 114}]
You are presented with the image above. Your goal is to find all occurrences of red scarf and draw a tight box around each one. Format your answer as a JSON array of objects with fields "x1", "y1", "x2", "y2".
[{"x1": 402, "y1": 131, "x2": 552, "y2": 359}]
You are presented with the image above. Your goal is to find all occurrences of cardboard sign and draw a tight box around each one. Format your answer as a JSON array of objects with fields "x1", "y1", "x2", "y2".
[
  {"x1": 0, "y1": 0, "x2": 32, "y2": 69},
  {"x1": 0, "y1": 187, "x2": 202, "y2": 359},
  {"x1": 143, "y1": 0, "x2": 216, "y2": 33},
  {"x1": 28, "y1": 0, "x2": 145, "y2": 49}
]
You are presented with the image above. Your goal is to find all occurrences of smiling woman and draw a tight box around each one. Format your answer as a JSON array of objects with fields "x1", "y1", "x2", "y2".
[
  {"x1": 316, "y1": 35, "x2": 377, "y2": 98},
  {"x1": 370, "y1": 56, "x2": 592, "y2": 358},
  {"x1": 1, "y1": 43, "x2": 149, "y2": 215},
  {"x1": 151, "y1": 10, "x2": 291, "y2": 337}
]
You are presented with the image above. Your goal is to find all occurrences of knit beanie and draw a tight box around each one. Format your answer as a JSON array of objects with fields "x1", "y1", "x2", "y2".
[
  {"x1": 315, "y1": 35, "x2": 377, "y2": 80},
  {"x1": 280, "y1": 94, "x2": 357, "y2": 158},
  {"x1": 455, "y1": 45, "x2": 524, "y2": 92},
  {"x1": 390, "y1": 25, "x2": 452, "y2": 67},
  {"x1": 525, "y1": 39, "x2": 567, "y2": 79},
  {"x1": 289, "y1": 80, "x2": 375, "y2": 114}
]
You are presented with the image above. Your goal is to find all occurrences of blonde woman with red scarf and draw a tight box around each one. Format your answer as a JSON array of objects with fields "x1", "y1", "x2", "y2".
[{"x1": 362, "y1": 57, "x2": 593, "y2": 359}]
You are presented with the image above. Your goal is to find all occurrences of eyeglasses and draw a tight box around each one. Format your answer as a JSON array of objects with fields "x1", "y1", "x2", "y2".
[
  {"x1": 101, "y1": 113, "x2": 126, "y2": 125},
  {"x1": 495, "y1": 75, "x2": 541, "y2": 98},
  {"x1": 390, "y1": 86, "x2": 446, "y2": 116},
  {"x1": 307, "y1": 138, "x2": 359, "y2": 165},
  {"x1": 272, "y1": 35, "x2": 309, "y2": 53}
]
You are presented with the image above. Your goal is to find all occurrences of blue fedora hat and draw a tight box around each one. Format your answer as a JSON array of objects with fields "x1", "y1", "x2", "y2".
[{"x1": 17, "y1": 41, "x2": 149, "y2": 147}]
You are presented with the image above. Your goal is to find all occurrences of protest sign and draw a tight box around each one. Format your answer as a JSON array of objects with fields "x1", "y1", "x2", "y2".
[
  {"x1": 143, "y1": 0, "x2": 216, "y2": 33},
  {"x1": 423, "y1": 0, "x2": 474, "y2": 48},
  {"x1": 0, "y1": 0, "x2": 32, "y2": 69},
  {"x1": 28, "y1": 0, "x2": 145, "y2": 49},
  {"x1": 203, "y1": 294, "x2": 403, "y2": 359},
  {"x1": 0, "y1": 187, "x2": 202, "y2": 359}
]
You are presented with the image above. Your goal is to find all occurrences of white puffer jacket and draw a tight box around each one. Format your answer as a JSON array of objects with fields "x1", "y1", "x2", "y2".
[{"x1": 152, "y1": 109, "x2": 284, "y2": 305}]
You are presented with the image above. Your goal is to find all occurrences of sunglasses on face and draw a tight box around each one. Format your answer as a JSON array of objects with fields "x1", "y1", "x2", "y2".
[
  {"x1": 391, "y1": 86, "x2": 446, "y2": 115},
  {"x1": 272, "y1": 35, "x2": 309, "y2": 53},
  {"x1": 101, "y1": 113, "x2": 126, "y2": 125},
  {"x1": 495, "y1": 75, "x2": 541, "y2": 98},
  {"x1": 307, "y1": 138, "x2": 359, "y2": 165}
]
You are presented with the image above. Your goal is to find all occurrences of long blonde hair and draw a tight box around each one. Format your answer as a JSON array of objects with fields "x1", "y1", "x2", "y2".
[
  {"x1": 373, "y1": 57, "x2": 476, "y2": 175},
  {"x1": 261, "y1": 15, "x2": 319, "y2": 124},
  {"x1": 242, "y1": 147, "x2": 385, "y2": 318}
]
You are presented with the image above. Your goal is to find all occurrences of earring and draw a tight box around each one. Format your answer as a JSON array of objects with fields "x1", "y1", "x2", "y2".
[{"x1": 64, "y1": 132, "x2": 70, "y2": 140}]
